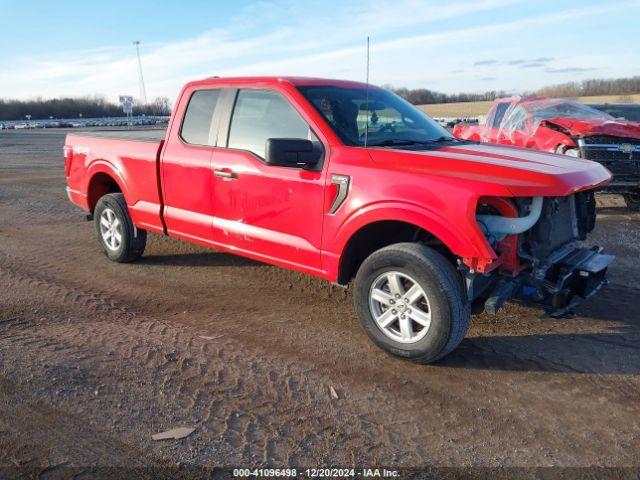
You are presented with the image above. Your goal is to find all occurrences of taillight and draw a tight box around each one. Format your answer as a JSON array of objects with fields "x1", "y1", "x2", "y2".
[{"x1": 63, "y1": 145, "x2": 72, "y2": 176}]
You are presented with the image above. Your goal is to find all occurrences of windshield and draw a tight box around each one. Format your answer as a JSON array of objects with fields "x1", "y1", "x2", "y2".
[
  {"x1": 526, "y1": 100, "x2": 615, "y2": 123},
  {"x1": 589, "y1": 104, "x2": 640, "y2": 122},
  {"x1": 297, "y1": 85, "x2": 453, "y2": 147}
]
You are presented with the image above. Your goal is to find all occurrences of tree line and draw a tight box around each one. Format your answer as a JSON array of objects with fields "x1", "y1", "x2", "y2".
[
  {"x1": 391, "y1": 76, "x2": 640, "y2": 105},
  {"x1": 535, "y1": 76, "x2": 640, "y2": 99},
  {"x1": 1, "y1": 76, "x2": 638, "y2": 120},
  {"x1": 0, "y1": 96, "x2": 171, "y2": 121},
  {"x1": 388, "y1": 86, "x2": 509, "y2": 105}
]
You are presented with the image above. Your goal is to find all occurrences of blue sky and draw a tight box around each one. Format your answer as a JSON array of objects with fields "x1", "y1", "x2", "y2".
[{"x1": 1, "y1": 0, "x2": 639, "y2": 103}]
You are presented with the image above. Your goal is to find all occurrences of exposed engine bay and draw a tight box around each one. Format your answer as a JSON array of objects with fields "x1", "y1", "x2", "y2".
[
  {"x1": 520, "y1": 191, "x2": 596, "y2": 259},
  {"x1": 468, "y1": 191, "x2": 612, "y2": 316}
]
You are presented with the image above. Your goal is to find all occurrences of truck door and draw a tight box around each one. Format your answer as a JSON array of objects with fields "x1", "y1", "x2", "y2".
[
  {"x1": 161, "y1": 88, "x2": 221, "y2": 246},
  {"x1": 497, "y1": 105, "x2": 529, "y2": 147},
  {"x1": 209, "y1": 88, "x2": 327, "y2": 275}
]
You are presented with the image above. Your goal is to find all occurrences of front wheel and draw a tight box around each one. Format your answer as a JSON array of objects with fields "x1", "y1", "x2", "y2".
[
  {"x1": 353, "y1": 243, "x2": 470, "y2": 364},
  {"x1": 624, "y1": 192, "x2": 640, "y2": 212},
  {"x1": 94, "y1": 193, "x2": 147, "y2": 262}
]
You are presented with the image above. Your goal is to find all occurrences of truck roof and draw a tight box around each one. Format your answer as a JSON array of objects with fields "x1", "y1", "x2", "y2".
[{"x1": 184, "y1": 76, "x2": 377, "y2": 90}]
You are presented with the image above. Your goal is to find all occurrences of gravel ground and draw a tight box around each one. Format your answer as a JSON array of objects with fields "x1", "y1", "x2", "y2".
[{"x1": 0, "y1": 129, "x2": 639, "y2": 479}]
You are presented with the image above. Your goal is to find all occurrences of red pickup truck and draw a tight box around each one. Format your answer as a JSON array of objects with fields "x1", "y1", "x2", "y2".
[
  {"x1": 65, "y1": 77, "x2": 613, "y2": 363},
  {"x1": 453, "y1": 97, "x2": 640, "y2": 210}
]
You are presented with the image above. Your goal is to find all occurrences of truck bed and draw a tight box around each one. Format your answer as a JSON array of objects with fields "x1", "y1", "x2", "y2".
[
  {"x1": 65, "y1": 129, "x2": 166, "y2": 235},
  {"x1": 74, "y1": 128, "x2": 166, "y2": 143}
]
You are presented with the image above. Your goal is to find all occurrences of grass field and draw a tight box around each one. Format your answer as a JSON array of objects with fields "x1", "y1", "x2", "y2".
[{"x1": 418, "y1": 94, "x2": 640, "y2": 118}]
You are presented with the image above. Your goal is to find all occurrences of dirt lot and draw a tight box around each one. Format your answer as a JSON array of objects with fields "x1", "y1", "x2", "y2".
[{"x1": 1, "y1": 129, "x2": 639, "y2": 478}]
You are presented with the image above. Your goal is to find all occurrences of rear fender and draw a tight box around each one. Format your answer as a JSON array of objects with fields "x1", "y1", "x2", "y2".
[
  {"x1": 84, "y1": 160, "x2": 128, "y2": 211},
  {"x1": 453, "y1": 124, "x2": 482, "y2": 141}
]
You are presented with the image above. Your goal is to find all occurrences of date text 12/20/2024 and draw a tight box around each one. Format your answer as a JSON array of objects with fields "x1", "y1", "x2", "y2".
[{"x1": 233, "y1": 468, "x2": 400, "y2": 477}]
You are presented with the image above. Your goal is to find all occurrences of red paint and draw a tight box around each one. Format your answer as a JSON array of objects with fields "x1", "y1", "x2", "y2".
[
  {"x1": 65, "y1": 78, "x2": 612, "y2": 283},
  {"x1": 540, "y1": 117, "x2": 640, "y2": 138}
]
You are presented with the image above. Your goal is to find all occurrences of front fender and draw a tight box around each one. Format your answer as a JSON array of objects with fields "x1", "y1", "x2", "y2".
[
  {"x1": 323, "y1": 199, "x2": 496, "y2": 281},
  {"x1": 533, "y1": 126, "x2": 575, "y2": 152}
]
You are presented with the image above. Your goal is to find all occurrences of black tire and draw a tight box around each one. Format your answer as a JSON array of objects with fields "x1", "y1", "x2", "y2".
[
  {"x1": 624, "y1": 193, "x2": 640, "y2": 212},
  {"x1": 94, "y1": 193, "x2": 146, "y2": 262},
  {"x1": 354, "y1": 243, "x2": 470, "y2": 364}
]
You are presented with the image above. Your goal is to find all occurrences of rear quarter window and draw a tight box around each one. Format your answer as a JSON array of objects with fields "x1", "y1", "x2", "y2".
[{"x1": 180, "y1": 89, "x2": 220, "y2": 146}]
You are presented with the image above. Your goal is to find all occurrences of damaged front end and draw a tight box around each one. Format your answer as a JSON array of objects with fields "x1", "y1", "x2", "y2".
[
  {"x1": 464, "y1": 192, "x2": 614, "y2": 317},
  {"x1": 498, "y1": 98, "x2": 640, "y2": 202}
]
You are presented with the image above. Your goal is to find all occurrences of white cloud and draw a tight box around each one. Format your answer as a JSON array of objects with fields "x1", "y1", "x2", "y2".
[{"x1": 1, "y1": 0, "x2": 638, "y2": 102}]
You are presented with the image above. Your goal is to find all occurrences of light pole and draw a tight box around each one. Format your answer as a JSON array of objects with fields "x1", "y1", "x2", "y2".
[{"x1": 133, "y1": 41, "x2": 148, "y2": 105}]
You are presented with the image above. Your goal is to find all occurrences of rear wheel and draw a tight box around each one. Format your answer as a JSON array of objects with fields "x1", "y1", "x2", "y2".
[
  {"x1": 94, "y1": 193, "x2": 146, "y2": 262},
  {"x1": 353, "y1": 243, "x2": 470, "y2": 364},
  {"x1": 624, "y1": 192, "x2": 640, "y2": 212}
]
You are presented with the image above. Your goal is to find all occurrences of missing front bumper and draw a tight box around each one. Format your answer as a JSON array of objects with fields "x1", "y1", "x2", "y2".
[{"x1": 484, "y1": 246, "x2": 614, "y2": 316}]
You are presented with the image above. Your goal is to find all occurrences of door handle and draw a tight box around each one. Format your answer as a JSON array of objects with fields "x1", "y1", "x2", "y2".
[{"x1": 214, "y1": 169, "x2": 237, "y2": 179}]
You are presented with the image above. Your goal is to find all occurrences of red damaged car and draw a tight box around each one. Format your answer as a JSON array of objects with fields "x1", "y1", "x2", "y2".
[{"x1": 454, "y1": 97, "x2": 640, "y2": 210}]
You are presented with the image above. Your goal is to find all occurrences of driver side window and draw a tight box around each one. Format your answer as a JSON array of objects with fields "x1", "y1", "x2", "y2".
[{"x1": 227, "y1": 89, "x2": 318, "y2": 160}]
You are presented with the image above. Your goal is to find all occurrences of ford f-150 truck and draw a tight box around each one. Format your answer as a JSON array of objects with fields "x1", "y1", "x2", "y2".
[
  {"x1": 453, "y1": 97, "x2": 640, "y2": 210},
  {"x1": 65, "y1": 77, "x2": 613, "y2": 363}
]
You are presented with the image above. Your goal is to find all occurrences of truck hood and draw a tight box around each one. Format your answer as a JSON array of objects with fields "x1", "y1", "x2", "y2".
[
  {"x1": 541, "y1": 117, "x2": 640, "y2": 139},
  {"x1": 368, "y1": 142, "x2": 611, "y2": 197}
]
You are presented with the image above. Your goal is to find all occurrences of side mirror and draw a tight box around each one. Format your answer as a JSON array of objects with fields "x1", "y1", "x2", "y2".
[{"x1": 264, "y1": 138, "x2": 320, "y2": 168}]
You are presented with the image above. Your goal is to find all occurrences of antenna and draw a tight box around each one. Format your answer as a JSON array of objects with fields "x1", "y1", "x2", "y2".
[
  {"x1": 133, "y1": 41, "x2": 148, "y2": 105},
  {"x1": 364, "y1": 36, "x2": 370, "y2": 148}
]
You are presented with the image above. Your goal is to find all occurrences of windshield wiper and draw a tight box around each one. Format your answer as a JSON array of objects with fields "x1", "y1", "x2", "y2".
[
  {"x1": 368, "y1": 139, "x2": 430, "y2": 147},
  {"x1": 431, "y1": 136, "x2": 457, "y2": 143},
  {"x1": 368, "y1": 137, "x2": 458, "y2": 147}
]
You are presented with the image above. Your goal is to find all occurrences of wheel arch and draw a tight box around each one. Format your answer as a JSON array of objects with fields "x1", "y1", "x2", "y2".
[
  {"x1": 85, "y1": 162, "x2": 127, "y2": 213},
  {"x1": 333, "y1": 203, "x2": 492, "y2": 284}
]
